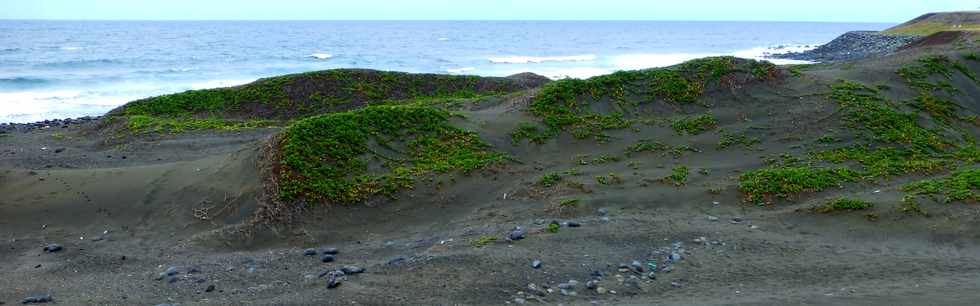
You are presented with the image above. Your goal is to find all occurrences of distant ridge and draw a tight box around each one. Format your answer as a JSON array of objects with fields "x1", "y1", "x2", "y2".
[{"x1": 884, "y1": 11, "x2": 980, "y2": 35}]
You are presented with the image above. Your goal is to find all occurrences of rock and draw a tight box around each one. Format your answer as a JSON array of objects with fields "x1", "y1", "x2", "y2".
[
  {"x1": 53, "y1": 148, "x2": 64, "y2": 154},
  {"x1": 586, "y1": 280, "x2": 599, "y2": 290},
  {"x1": 187, "y1": 266, "x2": 202, "y2": 274},
  {"x1": 560, "y1": 288, "x2": 576, "y2": 296},
  {"x1": 596, "y1": 287, "x2": 608, "y2": 294},
  {"x1": 599, "y1": 216, "x2": 611, "y2": 223},
  {"x1": 514, "y1": 298, "x2": 527, "y2": 304},
  {"x1": 647, "y1": 272, "x2": 657, "y2": 280},
  {"x1": 326, "y1": 271, "x2": 344, "y2": 289},
  {"x1": 303, "y1": 248, "x2": 317, "y2": 256},
  {"x1": 706, "y1": 215, "x2": 719, "y2": 222},
  {"x1": 507, "y1": 227, "x2": 527, "y2": 241},
  {"x1": 20, "y1": 294, "x2": 53, "y2": 304},
  {"x1": 387, "y1": 256, "x2": 407, "y2": 266},
  {"x1": 630, "y1": 260, "x2": 645, "y2": 272},
  {"x1": 597, "y1": 208, "x2": 609, "y2": 216},
  {"x1": 341, "y1": 265, "x2": 365, "y2": 274},
  {"x1": 769, "y1": 31, "x2": 917, "y2": 62},
  {"x1": 164, "y1": 266, "x2": 179, "y2": 276},
  {"x1": 321, "y1": 247, "x2": 339, "y2": 255},
  {"x1": 206, "y1": 285, "x2": 215, "y2": 292},
  {"x1": 526, "y1": 284, "x2": 546, "y2": 296},
  {"x1": 531, "y1": 260, "x2": 542, "y2": 269},
  {"x1": 671, "y1": 281, "x2": 682, "y2": 288},
  {"x1": 661, "y1": 266, "x2": 673, "y2": 273},
  {"x1": 669, "y1": 252, "x2": 682, "y2": 262},
  {"x1": 558, "y1": 282, "x2": 572, "y2": 289},
  {"x1": 320, "y1": 255, "x2": 336, "y2": 263},
  {"x1": 42, "y1": 244, "x2": 63, "y2": 253},
  {"x1": 566, "y1": 221, "x2": 581, "y2": 228}
]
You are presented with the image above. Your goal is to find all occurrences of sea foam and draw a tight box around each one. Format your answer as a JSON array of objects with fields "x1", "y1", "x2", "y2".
[
  {"x1": 309, "y1": 53, "x2": 334, "y2": 60},
  {"x1": 488, "y1": 54, "x2": 597, "y2": 64}
]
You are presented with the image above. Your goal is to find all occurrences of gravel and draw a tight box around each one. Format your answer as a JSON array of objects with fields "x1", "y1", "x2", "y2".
[{"x1": 769, "y1": 31, "x2": 918, "y2": 62}]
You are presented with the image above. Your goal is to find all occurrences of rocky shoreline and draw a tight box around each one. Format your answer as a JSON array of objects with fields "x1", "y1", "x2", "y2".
[
  {"x1": 0, "y1": 116, "x2": 101, "y2": 132},
  {"x1": 770, "y1": 31, "x2": 919, "y2": 62}
]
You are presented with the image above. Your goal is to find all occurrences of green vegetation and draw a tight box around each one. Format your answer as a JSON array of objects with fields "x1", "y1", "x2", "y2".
[
  {"x1": 471, "y1": 235, "x2": 497, "y2": 248},
  {"x1": 660, "y1": 165, "x2": 690, "y2": 186},
  {"x1": 276, "y1": 105, "x2": 506, "y2": 204},
  {"x1": 538, "y1": 173, "x2": 563, "y2": 187},
  {"x1": 547, "y1": 222, "x2": 561, "y2": 233},
  {"x1": 967, "y1": 53, "x2": 980, "y2": 62},
  {"x1": 126, "y1": 115, "x2": 277, "y2": 133},
  {"x1": 902, "y1": 169, "x2": 980, "y2": 203},
  {"x1": 883, "y1": 22, "x2": 980, "y2": 36},
  {"x1": 559, "y1": 198, "x2": 580, "y2": 207},
  {"x1": 671, "y1": 113, "x2": 718, "y2": 135},
  {"x1": 717, "y1": 130, "x2": 761, "y2": 149},
  {"x1": 625, "y1": 140, "x2": 698, "y2": 158},
  {"x1": 814, "y1": 146, "x2": 950, "y2": 178},
  {"x1": 815, "y1": 198, "x2": 873, "y2": 213},
  {"x1": 512, "y1": 57, "x2": 778, "y2": 143},
  {"x1": 738, "y1": 166, "x2": 860, "y2": 204},
  {"x1": 829, "y1": 80, "x2": 946, "y2": 152},
  {"x1": 510, "y1": 123, "x2": 554, "y2": 145},
  {"x1": 817, "y1": 135, "x2": 837, "y2": 143}
]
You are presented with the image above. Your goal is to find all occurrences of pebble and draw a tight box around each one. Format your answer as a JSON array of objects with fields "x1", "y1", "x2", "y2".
[
  {"x1": 387, "y1": 256, "x2": 407, "y2": 266},
  {"x1": 531, "y1": 260, "x2": 542, "y2": 269},
  {"x1": 206, "y1": 285, "x2": 216, "y2": 292},
  {"x1": 596, "y1": 287, "x2": 608, "y2": 294},
  {"x1": 341, "y1": 265, "x2": 365, "y2": 274},
  {"x1": 321, "y1": 247, "x2": 339, "y2": 255},
  {"x1": 647, "y1": 272, "x2": 657, "y2": 280},
  {"x1": 630, "y1": 260, "x2": 645, "y2": 272},
  {"x1": 526, "y1": 284, "x2": 546, "y2": 296},
  {"x1": 326, "y1": 271, "x2": 343, "y2": 288},
  {"x1": 706, "y1": 215, "x2": 719, "y2": 222},
  {"x1": 669, "y1": 252, "x2": 682, "y2": 262},
  {"x1": 558, "y1": 283, "x2": 572, "y2": 289},
  {"x1": 671, "y1": 281, "x2": 683, "y2": 288},
  {"x1": 566, "y1": 221, "x2": 581, "y2": 228},
  {"x1": 20, "y1": 294, "x2": 53, "y2": 304},
  {"x1": 559, "y1": 289, "x2": 576, "y2": 296},
  {"x1": 303, "y1": 248, "x2": 317, "y2": 256},
  {"x1": 320, "y1": 255, "x2": 336, "y2": 263},
  {"x1": 507, "y1": 227, "x2": 527, "y2": 241},
  {"x1": 42, "y1": 244, "x2": 63, "y2": 253},
  {"x1": 585, "y1": 280, "x2": 599, "y2": 290},
  {"x1": 599, "y1": 216, "x2": 611, "y2": 223},
  {"x1": 514, "y1": 298, "x2": 527, "y2": 305},
  {"x1": 597, "y1": 208, "x2": 609, "y2": 216},
  {"x1": 164, "y1": 266, "x2": 179, "y2": 276}
]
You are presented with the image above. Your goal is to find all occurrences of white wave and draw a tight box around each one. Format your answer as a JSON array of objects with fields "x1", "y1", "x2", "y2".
[
  {"x1": 488, "y1": 54, "x2": 597, "y2": 64},
  {"x1": 733, "y1": 44, "x2": 818, "y2": 64},
  {"x1": 612, "y1": 53, "x2": 716, "y2": 70},
  {"x1": 309, "y1": 53, "x2": 333, "y2": 60},
  {"x1": 437, "y1": 37, "x2": 450, "y2": 41},
  {"x1": 0, "y1": 90, "x2": 132, "y2": 123},
  {"x1": 446, "y1": 67, "x2": 476, "y2": 74},
  {"x1": 60, "y1": 46, "x2": 82, "y2": 51},
  {"x1": 189, "y1": 79, "x2": 254, "y2": 90}
]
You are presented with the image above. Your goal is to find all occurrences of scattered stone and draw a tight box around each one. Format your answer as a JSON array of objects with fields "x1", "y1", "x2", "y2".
[
  {"x1": 706, "y1": 215, "x2": 719, "y2": 222},
  {"x1": 560, "y1": 289, "x2": 576, "y2": 296},
  {"x1": 769, "y1": 31, "x2": 917, "y2": 62},
  {"x1": 164, "y1": 266, "x2": 179, "y2": 276},
  {"x1": 42, "y1": 244, "x2": 62, "y2": 253},
  {"x1": 526, "y1": 284, "x2": 546, "y2": 296},
  {"x1": 320, "y1": 255, "x2": 336, "y2": 263},
  {"x1": 514, "y1": 298, "x2": 527, "y2": 305},
  {"x1": 630, "y1": 260, "x2": 645, "y2": 273},
  {"x1": 566, "y1": 221, "x2": 581, "y2": 228},
  {"x1": 53, "y1": 148, "x2": 64, "y2": 154},
  {"x1": 341, "y1": 266, "x2": 365, "y2": 274},
  {"x1": 321, "y1": 247, "x2": 339, "y2": 255},
  {"x1": 596, "y1": 287, "x2": 608, "y2": 294},
  {"x1": 206, "y1": 285, "x2": 215, "y2": 292},
  {"x1": 531, "y1": 260, "x2": 542, "y2": 269},
  {"x1": 187, "y1": 266, "x2": 201, "y2": 274},
  {"x1": 558, "y1": 283, "x2": 573, "y2": 290},
  {"x1": 671, "y1": 281, "x2": 682, "y2": 288},
  {"x1": 647, "y1": 272, "x2": 657, "y2": 280},
  {"x1": 387, "y1": 256, "x2": 407, "y2": 266},
  {"x1": 597, "y1": 208, "x2": 609, "y2": 216},
  {"x1": 326, "y1": 271, "x2": 344, "y2": 289},
  {"x1": 599, "y1": 217, "x2": 611, "y2": 223},
  {"x1": 661, "y1": 266, "x2": 673, "y2": 273},
  {"x1": 20, "y1": 294, "x2": 53, "y2": 304},
  {"x1": 507, "y1": 227, "x2": 527, "y2": 241},
  {"x1": 585, "y1": 280, "x2": 599, "y2": 290},
  {"x1": 303, "y1": 248, "x2": 317, "y2": 256}
]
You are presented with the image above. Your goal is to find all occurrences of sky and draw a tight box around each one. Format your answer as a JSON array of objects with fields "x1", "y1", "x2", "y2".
[{"x1": 0, "y1": 0, "x2": 977, "y2": 22}]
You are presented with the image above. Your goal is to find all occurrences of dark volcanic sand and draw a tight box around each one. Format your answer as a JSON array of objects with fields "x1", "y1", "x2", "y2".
[{"x1": 2, "y1": 40, "x2": 980, "y2": 306}]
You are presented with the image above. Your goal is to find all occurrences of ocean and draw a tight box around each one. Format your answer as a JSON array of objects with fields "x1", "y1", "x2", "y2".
[{"x1": 0, "y1": 20, "x2": 893, "y2": 123}]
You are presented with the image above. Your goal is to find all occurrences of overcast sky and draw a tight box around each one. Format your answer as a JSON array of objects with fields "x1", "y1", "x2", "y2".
[{"x1": 1, "y1": 0, "x2": 977, "y2": 22}]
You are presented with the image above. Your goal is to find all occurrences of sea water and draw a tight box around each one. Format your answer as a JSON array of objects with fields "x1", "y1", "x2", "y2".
[{"x1": 0, "y1": 20, "x2": 893, "y2": 123}]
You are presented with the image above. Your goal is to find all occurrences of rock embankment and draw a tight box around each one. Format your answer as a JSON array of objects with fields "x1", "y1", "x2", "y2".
[{"x1": 770, "y1": 31, "x2": 918, "y2": 62}]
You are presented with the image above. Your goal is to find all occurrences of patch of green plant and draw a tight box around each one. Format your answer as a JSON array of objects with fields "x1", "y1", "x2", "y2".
[
  {"x1": 513, "y1": 57, "x2": 778, "y2": 143},
  {"x1": 471, "y1": 235, "x2": 497, "y2": 248},
  {"x1": 660, "y1": 165, "x2": 690, "y2": 186},
  {"x1": 829, "y1": 80, "x2": 947, "y2": 152},
  {"x1": 897, "y1": 55, "x2": 978, "y2": 94},
  {"x1": 966, "y1": 53, "x2": 980, "y2": 62},
  {"x1": 577, "y1": 154, "x2": 621, "y2": 165},
  {"x1": 510, "y1": 123, "x2": 555, "y2": 145},
  {"x1": 126, "y1": 115, "x2": 277, "y2": 133},
  {"x1": 902, "y1": 169, "x2": 980, "y2": 203},
  {"x1": 559, "y1": 198, "x2": 580, "y2": 207},
  {"x1": 817, "y1": 135, "x2": 837, "y2": 143},
  {"x1": 814, "y1": 145, "x2": 950, "y2": 178},
  {"x1": 547, "y1": 223, "x2": 560, "y2": 233},
  {"x1": 815, "y1": 198, "x2": 873, "y2": 213},
  {"x1": 625, "y1": 140, "x2": 698, "y2": 158},
  {"x1": 277, "y1": 105, "x2": 506, "y2": 204},
  {"x1": 900, "y1": 196, "x2": 928, "y2": 216},
  {"x1": 671, "y1": 113, "x2": 718, "y2": 135},
  {"x1": 717, "y1": 131, "x2": 761, "y2": 149},
  {"x1": 738, "y1": 166, "x2": 860, "y2": 204},
  {"x1": 563, "y1": 168, "x2": 581, "y2": 176},
  {"x1": 538, "y1": 173, "x2": 563, "y2": 187}
]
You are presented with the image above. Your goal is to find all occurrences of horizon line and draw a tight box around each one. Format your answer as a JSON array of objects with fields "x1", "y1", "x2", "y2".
[{"x1": 0, "y1": 18, "x2": 901, "y2": 24}]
